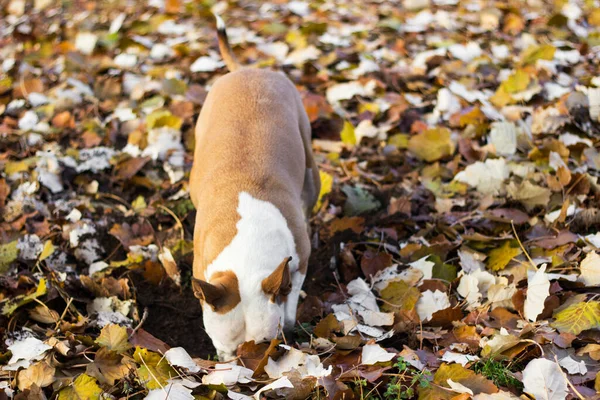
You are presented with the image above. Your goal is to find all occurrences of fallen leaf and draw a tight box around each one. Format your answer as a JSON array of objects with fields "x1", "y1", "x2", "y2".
[
  {"x1": 487, "y1": 241, "x2": 522, "y2": 272},
  {"x1": 57, "y1": 374, "x2": 103, "y2": 400},
  {"x1": 416, "y1": 290, "x2": 451, "y2": 322},
  {"x1": 578, "y1": 251, "x2": 600, "y2": 286},
  {"x1": 522, "y1": 358, "x2": 568, "y2": 400},
  {"x1": 134, "y1": 347, "x2": 177, "y2": 389},
  {"x1": 95, "y1": 324, "x2": 131, "y2": 353},
  {"x1": 361, "y1": 344, "x2": 396, "y2": 365},
  {"x1": 408, "y1": 128, "x2": 455, "y2": 162},
  {"x1": 17, "y1": 361, "x2": 55, "y2": 391},
  {"x1": 552, "y1": 295, "x2": 600, "y2": 335},
  {"x1": 524, "y1": 264, "x2": 550, "y2": 322}
]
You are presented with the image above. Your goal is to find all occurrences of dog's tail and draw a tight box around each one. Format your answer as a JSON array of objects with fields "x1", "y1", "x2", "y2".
[{"x1": 214, "y1": 14, "x2": 240, "y2": 72}]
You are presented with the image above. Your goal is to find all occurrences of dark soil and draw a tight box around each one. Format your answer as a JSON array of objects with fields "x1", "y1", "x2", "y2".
[{"x1": 130, "y1": 271, "x2": 215, "y2": 358}]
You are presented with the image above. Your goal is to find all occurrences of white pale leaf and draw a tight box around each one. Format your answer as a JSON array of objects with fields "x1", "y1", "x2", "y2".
[
  {"x1": 457, "y1": 274, "x2": 481, "y2": 307},
  {"x1": 441, "y1": 351, "x2": 479, "y2": 366},
  {"x1": 358, "y1": 310, "x2": 395, "y2": 326},
  {"x1": 448, "y1": 42, "x2": 482, "y2": 62},
  {"x1": 524, "y1": 264, "x2": 550, "y2": 322},
  {"x1": 264, "y1": 347, "x2": 331, "y2": 379},
  {"x1": 190, "y1": 56, "x2": 224, "y2": 72},
  {"x1": 283, "y1": 45, "x2": 320, "y2": 65},
  {"x1": 202, "y1": 364, "x2": 253, "y2": 386},
  {"x1": 326, "y1": 81, "x2": 368, "y2": 104},
  {"x1": 584, "y1": 233, "x2": 600, "y2": 248},
  {"x1": 165, "y1": 347, "x2": 201, "y2": 373},
  {"x1": 145, "y1": 382, "x2": 194, "y2": 400},
  {"x1": 447, "y1": 379, "x2": 474, "y2": 395},
  {"x1": 75, "y1": 32, "x2": 98, "y2": 55},
  {"x1": 7, "y1": 337, "x2": 52, "y2": 370},
  {"x1": 522, "y1": 358, "x2": 568, "y2": 400},
  {"x1": 473, "y1": 391, "x2": 521, "y2": 399},
  {"x1": 578, "y1": 251, "x2": 600, "y2": 286},
  {"x1": 454, "y1": 158, "x2": 509, "y2": 196},
  {"x1": 254, "y1": 376, "x2": 293, "y2": 399},
  {"x1": 458, "y1": 249, "x2": 485, "y2": 273},
  {"x1": 409, "y1": 257, "x2": 434, "y2": 280},
  {"x1": 488, "y1": 121, "x2": 517, "y2": 156},
  {"x1": 416, "y1": 290, "x2": 450, "y2": 322},
  {"x1": 361, "y1": 344, "x2": 396, "y2": 365},
  {"x1": 559, "y1": 356, "x2": 587, "y2": 375}
]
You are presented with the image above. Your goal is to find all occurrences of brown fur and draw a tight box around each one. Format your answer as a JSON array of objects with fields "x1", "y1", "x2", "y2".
[
  {"x1": 190, "y1": 17, "x2": 320, "y2": 315},
  {"x1": 190, "y1": 69, "x2": 319, "y2": 281},
  {"x1": 261, "y1": 257, "x2": 293, "y2": 302},
  {"x1": 192, "y1": 270, "x2": 240, "y2": 314}
]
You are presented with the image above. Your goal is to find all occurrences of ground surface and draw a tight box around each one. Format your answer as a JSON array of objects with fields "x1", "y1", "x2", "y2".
[{"x1": 1, "y1": 0, "x2": 600, "y2": 399}]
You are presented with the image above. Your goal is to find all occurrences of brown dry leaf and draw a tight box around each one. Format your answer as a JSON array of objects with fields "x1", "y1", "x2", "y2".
[
  {"x1": 17, "y1": 361, "x2": 55, "y2": 391},
  {"x1": 361, "y1": 250, "x2": 393, "y2": 278},
  {"x1": 114, "y1": 157, "x2": 151, "y2": 181},
  {"x1": 314, "y1": 313, "x2": 343, "y2": 339},
  {"x1": 433, "y1": 363, "x2": 498, "y2": 395},
  {"x1": 86, "y1": 348, "x2": 134, "y2": 385},
  {"x1": 109, "y1": 222, "x2": 154, "y2": 250},
  {"x1": 237, "y1": 339, "x2": 281, "y2": 377},
  {"x1": 52, "y1": 111, "x2": 75, "y2": 129},
  {"x1": 577, "y1": 344, "x2": 600, "y2": 361},
  {"x1": 28, "y1": 304, "x2": 59, "y2": 324}
]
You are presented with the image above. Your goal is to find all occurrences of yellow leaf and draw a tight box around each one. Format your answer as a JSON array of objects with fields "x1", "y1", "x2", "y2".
[
  {"x1": 388, "y1": 133, "x2": 409, "y2": 149},
  {"x1": 502, "y1": 69, "x2": 531, "y2": 93},
  {"x1": 146, "y1": 109, "x2": 182, "y2": 130},
  {"x1": 487, "y1": 241, "x2": 522, "y2": 271},
  {"x1": 379, "y1": 281, "x2": 420, "y2": 312},
  {"x1": 134, "y1": 347, "x2": 177, "y2": 390},
  {"x1": 2, "y1": 278, "x2": 47, "y2": 315},
  {"x1": 358, "y1": 102, "x2": 380, "y2": 115},
  {"x1": 5, "y1": 160, "x2": 29, "y2": 175},
  {"x1": 39, "y1": 240, "x2": 55, "y2": 262},
  {"x1": 96, "y1": 324, "x2": 131, "y2": 353},
  {"x1": 408, "y1": 128, "x2": 455, "y2": 162},
  {"x1": 340, "y1": 121, "x2": 356, "y2": 146},
  {"x1": 521, "y1": 44, "x2": 556, "y2": 65},
  {"x1": 551, "y1": 295, "x2": 600, "y2": 335},
  {"x1": 595, "y1": 371, "x2": 600, "y2": 393},
  {"x1": 57, "y1": 374, "x2": 103, "y2": 400},
  {"x1": 590, "y1": 9, "x2": 600, "y2": 26},
  {"x1": 0, "y1": 241, "x2": 19, "y2": 273},
  {"x1": 313, "y1": 171, "x2": 333, "y2": 213},
  {"x1": 132, "y1": 196, "x2": 147, "y2": 213},
  {"x1": 17, "y1": 361, "x2": 55, "y2": 391}
]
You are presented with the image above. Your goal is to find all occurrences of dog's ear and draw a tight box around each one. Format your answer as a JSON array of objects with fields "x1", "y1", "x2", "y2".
[
  {"x1": 262, "y1": 256, "x2": 292, "y2": 301},
  {"x1": 192, "y1": 271, "x2": 241, "y2": 312},
  {"x1": 192, "y1": 278, "x2": 225, "y2": 306}
]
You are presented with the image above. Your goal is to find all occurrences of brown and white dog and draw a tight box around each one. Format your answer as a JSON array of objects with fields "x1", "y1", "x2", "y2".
[{"x1": 189, "y1": 15, "x2": 320, "y2": 361}]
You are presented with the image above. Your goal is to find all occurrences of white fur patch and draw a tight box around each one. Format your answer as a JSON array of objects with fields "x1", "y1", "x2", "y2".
[{"x1": 202, "y1": 192, "x2": 303, "y2": 360}]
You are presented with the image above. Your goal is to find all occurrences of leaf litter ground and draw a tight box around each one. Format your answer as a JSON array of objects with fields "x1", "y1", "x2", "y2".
[{"x1": 1, "y1": 0, "x2": 600, "y2": 399}]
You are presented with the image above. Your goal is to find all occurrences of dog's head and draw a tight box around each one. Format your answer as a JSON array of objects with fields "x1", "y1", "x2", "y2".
[{"x1": 192, "y1": 256, "x2": 292, "y2": 361}]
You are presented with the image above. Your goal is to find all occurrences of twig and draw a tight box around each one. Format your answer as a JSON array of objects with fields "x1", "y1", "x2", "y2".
[
  {"x1": 157, "y1": 204, "x2": 185, "y2": 242},
  {"x1": 54, "y1": 297, "x2": 73, "y2": 331},
  {"x1": 511, "y1": 221, "x2": 536, "y2": 269},
  {"x1": 553, "y1": 354, "x2": 585, "y2": 400},
  {"x1": 129, "y1": 307, "x2": 148, "y2": 338}
]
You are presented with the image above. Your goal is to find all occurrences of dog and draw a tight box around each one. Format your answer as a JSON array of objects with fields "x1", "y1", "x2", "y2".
[{"x1": 189, "y1": 15, "x2": 320, "y2": 361}]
